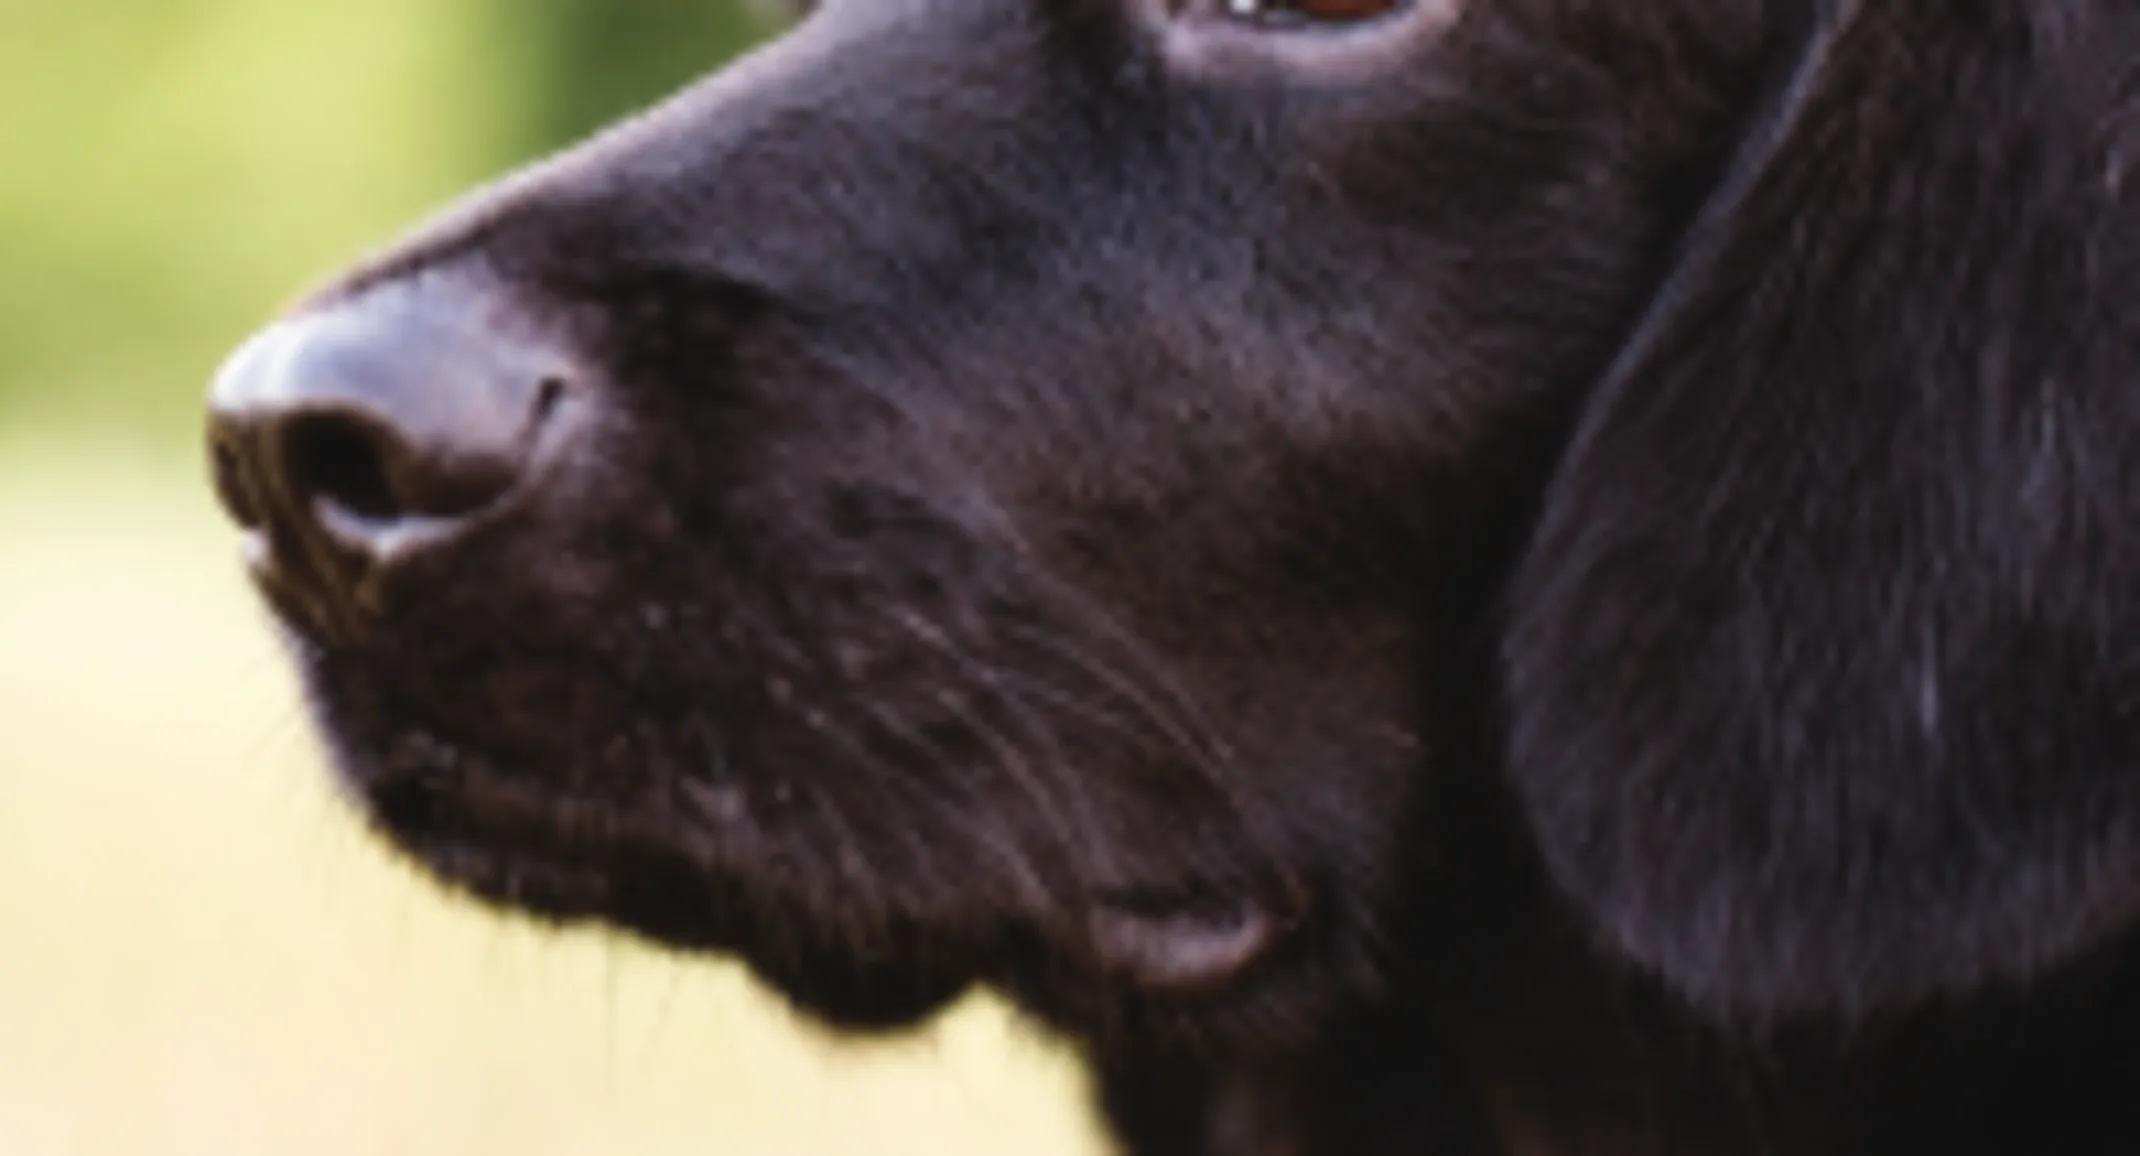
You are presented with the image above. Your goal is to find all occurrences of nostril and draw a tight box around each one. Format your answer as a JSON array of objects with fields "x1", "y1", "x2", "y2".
[
  {"x1": 206, "y1": 275, "x2": 591, "y2": 637},
  {"x1": 210, "y1": 429, "x2": 265, "y2": 531},
  {"x1": 534, "y1": 374, "x2": 568, "y2": 425},
  {"x1": 284, "y1": 412, "x2": 406, "y2": 523}
]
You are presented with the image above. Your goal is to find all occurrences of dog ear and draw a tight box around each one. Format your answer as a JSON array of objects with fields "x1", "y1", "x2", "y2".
[{"x1": 1503, "y1": 1, "x2": 2140, "y2": 1021}]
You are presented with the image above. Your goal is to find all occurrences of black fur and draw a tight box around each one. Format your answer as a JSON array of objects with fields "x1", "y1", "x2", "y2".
[{"x1": 217, "y1": 0, "x2": 2140, "y2": 1151}]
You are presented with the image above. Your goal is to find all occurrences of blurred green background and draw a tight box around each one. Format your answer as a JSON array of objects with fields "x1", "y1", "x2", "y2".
[{"x1": 0, "y1": 2, "x2": 1100, "y2": 1152}]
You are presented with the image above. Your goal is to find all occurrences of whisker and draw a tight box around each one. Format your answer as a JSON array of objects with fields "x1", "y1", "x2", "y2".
[
  {"x1": 993, "y1": 614, "x2": 1240, "y2": 799},
  {"x1": 852, "y1": 699, "x2": 1059, "y2": 907},
  {"x1": 933, "y1": 681, "x2": 1101, "y2": 861},
  {"x1": 788, "y1": 705, "x2": 940, "y2": 903},
  {"x1": 885, "y1": 608, "x2": 1113, "y2": 849}
]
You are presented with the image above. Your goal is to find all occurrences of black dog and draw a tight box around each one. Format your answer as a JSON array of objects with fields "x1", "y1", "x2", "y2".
[{"x1": 206, "y1": 0, "x2": 2140, "y2": 1151}]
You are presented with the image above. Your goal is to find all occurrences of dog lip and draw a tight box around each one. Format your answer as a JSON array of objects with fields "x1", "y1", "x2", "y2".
[
  {"x1": 405, "y1": 832, "x2": 619, "y2": 913},
  {"x1": 1086, "y1": 897, "x2": 1285, "y2": 994},
  {"x1": 366, "y1": 767, "x2": 745, "y2": 947}
]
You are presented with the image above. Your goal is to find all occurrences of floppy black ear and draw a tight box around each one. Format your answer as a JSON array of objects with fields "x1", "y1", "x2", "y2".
[{"x1": 1504, "y1": 0, "x2": 2140, "y2": 1021}]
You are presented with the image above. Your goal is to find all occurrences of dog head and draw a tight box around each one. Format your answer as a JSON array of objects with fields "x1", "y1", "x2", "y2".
[{"x1": 206, "y1": 0, "x2": 2140, "y2": 1056}]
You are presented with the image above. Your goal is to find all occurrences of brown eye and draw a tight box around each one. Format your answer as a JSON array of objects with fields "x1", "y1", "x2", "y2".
[{"x1": 1221, "y1": 0, "x2": 1405, "y2": 23}]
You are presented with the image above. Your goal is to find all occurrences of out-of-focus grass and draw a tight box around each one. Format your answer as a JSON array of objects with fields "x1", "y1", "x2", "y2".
[
  {"x1": 0, "y1": 0, "x2": 521, "y2": 436},
  {"x1": 0, "y1": 439, "x2": 1105, "y2": 1155}
]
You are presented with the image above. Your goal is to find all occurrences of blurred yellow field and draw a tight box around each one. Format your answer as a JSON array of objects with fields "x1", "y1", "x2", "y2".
[{"x1": 0, "y1": 442, "x2": 1104, "y2": 1156}]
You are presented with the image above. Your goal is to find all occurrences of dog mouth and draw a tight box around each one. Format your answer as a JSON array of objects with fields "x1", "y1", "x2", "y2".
[
  {"x1": 330, "y1": 688, "x2": 1298, "y2": 991},
  {"x1": 341, "y1": 715, "x2": 1302, "y2": 1013},
  {"x1": 356, "y1": 743, "x2": 735, "y2": 942}
]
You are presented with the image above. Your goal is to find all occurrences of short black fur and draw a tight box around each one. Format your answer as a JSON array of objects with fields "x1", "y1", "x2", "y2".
[{"x1": 213, "y1": 0, "x2": 2140, "y2": 1151}]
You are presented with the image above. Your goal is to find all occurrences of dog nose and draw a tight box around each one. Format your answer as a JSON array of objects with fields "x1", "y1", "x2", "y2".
[{"x1": 207, "y1": 281, "x2": 574, "y2": 636}]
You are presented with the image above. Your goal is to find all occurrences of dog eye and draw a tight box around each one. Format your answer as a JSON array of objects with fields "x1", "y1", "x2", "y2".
[{"x1": 1219, "y1": 0, "x2": 1405, "y2": 24}]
